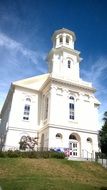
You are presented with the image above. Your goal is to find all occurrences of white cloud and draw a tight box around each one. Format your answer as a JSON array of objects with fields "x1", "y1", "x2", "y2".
[
  {"x1": 0, "y1": 32, "x2": 45, "y2": 66},
  {"x1": 81, "y1": 56, "x2": 107, "y2": 128},
  {"x1": 81, "y1": 57, "x2": 107, "y2": 83},
  {"x1": 0, "y1": 32, "x2": 48, "y2": 112}
]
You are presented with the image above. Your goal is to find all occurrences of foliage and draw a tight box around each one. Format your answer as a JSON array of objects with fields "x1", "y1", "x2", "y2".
[
  {"x1": 0, "y1": 150, "x2": 21, "y2": 158},
  {"x1": 50, "y1": 151, "x2": 65, "y2": 159},
  {"x1": 19, "y1": 141, "x2": 26, "y2": 150},
  {"x1": 19, "y1": 135, "x2": 38, "y2": 150},
  {"x1": 0, "y1": 150, "x2": 65, "y2": 159},
  {"x1": 95, "y1": 152, "x2": 107, "y2": 161},
  {"x1": 99, "y1": 112, "x2": 107, "y2": 155}
]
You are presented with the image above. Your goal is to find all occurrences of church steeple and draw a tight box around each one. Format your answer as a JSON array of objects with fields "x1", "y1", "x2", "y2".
[
  {"x1": 52, "y1": 28, "x2": 76, "y2": 50},
  {"x1": 47, "y1": 28, "x2": 82, "y2": 82}
]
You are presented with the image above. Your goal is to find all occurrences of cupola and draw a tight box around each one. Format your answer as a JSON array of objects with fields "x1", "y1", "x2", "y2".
[
  {"x1": 52, "y1": 28, "x2": 76, "y2": 49},
  {"x1": 47, "y1": 28, "x2": 81, "y2": 82}
]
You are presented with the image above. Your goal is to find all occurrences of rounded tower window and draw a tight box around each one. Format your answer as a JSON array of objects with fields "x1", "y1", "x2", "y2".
[
  {"x1": 66, "y1": 36, "x2": 70, "y2": 44},
  {"x1": 68, "y1": 60, "x2": 71, "y2": 68},
  {"x1": 59, "y1": 35, "x2": 63, "y2": 43},
  {"x1": 67, "y1": 59, "x2": 73, "y2": 69}
]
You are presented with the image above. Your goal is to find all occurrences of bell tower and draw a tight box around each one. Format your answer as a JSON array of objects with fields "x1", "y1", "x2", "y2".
[
  {"x1": 47, "y1": 28, "x2": 82, "y2": 81},
  {"x1": 52, "y1": 28, "x2": 75, "y2": 49}
]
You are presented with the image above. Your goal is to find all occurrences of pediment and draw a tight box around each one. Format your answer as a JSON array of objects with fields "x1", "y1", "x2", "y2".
[{"x1": 13, "y1": 73, "x2": 50, "y2": 91}]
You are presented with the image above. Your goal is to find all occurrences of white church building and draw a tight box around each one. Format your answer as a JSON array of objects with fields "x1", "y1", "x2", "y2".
[{"x1": 0, "y1": 28, "x2": 100, "y2": 159}]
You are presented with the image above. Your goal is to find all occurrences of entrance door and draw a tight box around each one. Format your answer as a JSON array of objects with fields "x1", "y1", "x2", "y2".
[{"x1": 69, "y1": 141, "x2": 78, "y2": 157}]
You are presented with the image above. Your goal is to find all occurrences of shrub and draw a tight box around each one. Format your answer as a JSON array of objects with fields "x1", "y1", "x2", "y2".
[
  {"x1": 0, "y1": 150, "x2": 7, "y2": 157},
  {"x1": 95, "y1": 152, "x2": 107, "y2": 161},
  {"x1": 0, "y1": 150, "x2": 65, "y2": 159},
  {"x1": 50, "y1": 151, "x2": 65, "y2": 159},
  {"x1": 7, "y1": 150, "x2": 21, "y2": 158}
]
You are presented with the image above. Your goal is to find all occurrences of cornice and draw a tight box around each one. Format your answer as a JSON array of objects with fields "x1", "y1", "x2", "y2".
[
  {"x1": 8, "y1": 126, "x2": 38, "y2": 133},
  {"x1": 51, "y1": 77, "x2": 96, "y2": 92},
  {"x1": 54, "y1": 46, "x2": 80, "y2": 54},
  {"x1": 40, "y1": 75, "x2": 96, "y2": 93},
  {"x1": 48, "y1": 124, "x2": 98, "y2": 135},
  {"x1": 8, "y1": 124, "x2": 98, "y2": 135},
  {"x1": 47, "y1": 47, "x2": 82, "y2": 61},
  {"x1": 40, "y1": 76, "x2": 51, "y2": 91},
  {"x1": 38, "y1": 124, "x2": 49, "y2": 133},
  {"x1": 13, "y1": 84, "x2": 39, "y2": 94}
]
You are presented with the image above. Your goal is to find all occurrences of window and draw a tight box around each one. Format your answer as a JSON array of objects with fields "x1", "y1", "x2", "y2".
[
  {"x1": 23, "y1": 104, "x2": 30, "y2": 120},
  {"x1": 67, "y1": 59, "x2": 73, "y2": 69},
  {"x1": 59, "y1": 36, "x2": 63, "y2": 43},
  {"x1": 69, "y1": 134, "x2": 77, "y2": 140},
  {"x1": 73, "y1": 143, "x2": 77, "y2": 148},
  {"x1": 69, "y1": 96, "x2": 75, "y2": 120},
  {"x1": 68, "y1": 60, "x2": 71, "y2": 68},
  {"x1": 87, "y1": 138, "x2": 92, "y2": 143},
  {"x1": 26, "y1": 97, "x2": 31, "y2": 102},
  {"x1": 56, "y1": 133, "x2": 62, "y2": 139},
  {"x1": 23, "y1": 97, "x2": 31, "y2": 121},
  {"x1": 66, "y1": 36, "x2": 69, "y2": 44}
]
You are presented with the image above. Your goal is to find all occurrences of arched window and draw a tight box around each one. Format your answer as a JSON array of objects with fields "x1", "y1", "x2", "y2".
[
  {"x1": 69, "y1": 96, "x2": 75, "y2": 120},
  {"x1": 67, "y1": 59, "x2": 73, "y2": 69},
  {"x1": 68, "y1": 60, "x2": 71, "y2": 68},
  {"x1": 59, "y1": 35, "x2": 63, "y2": 43},
  {"x1": 56, "y1": 133, "x2": 63, "y2": 139},
  {"x1": 69, "y1": 96, "x2": 74, "y2": 100},
  {"x1": 23, "y1": 104, "x2": 30, "y2": 120},
  {"x1": 87, "y1": 137, "x2": 92, "y2": 143},
  {"x1": 66, "y1": 36, "x2": 70, "y2": 44},
  {"x1": 26, "y1": 97, "x2": 31, "y2": 102},
  {"x1": 23, "y1": 97, "x2": 31, "y2": 121},
  {"x1": 69, "y1": 134, "x2": 77, "y2": 140}
]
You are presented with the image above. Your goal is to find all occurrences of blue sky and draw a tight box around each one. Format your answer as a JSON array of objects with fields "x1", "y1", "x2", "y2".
[{"x1": 0, "y1": 0, "x2": 107, "y2": 127}]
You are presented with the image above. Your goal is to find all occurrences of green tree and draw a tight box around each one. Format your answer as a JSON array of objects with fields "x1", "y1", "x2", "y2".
[{"x1": 99, "y1": 111, "x2": 107, "y2": 155}]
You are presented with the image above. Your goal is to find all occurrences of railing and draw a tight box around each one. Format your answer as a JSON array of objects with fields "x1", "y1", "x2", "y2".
[
  {"x1": 82, "y1": 149, "x2": 94, "y2": 161},
  {"x1": 1, "y1": 145, "x2": 19, "y2": 151},
  {"x1": 1, "y1": 145, "x2": 49, "y2": 152},
  {"x1": 95, "y1": 152, "x2": 107, "y2": 168}
]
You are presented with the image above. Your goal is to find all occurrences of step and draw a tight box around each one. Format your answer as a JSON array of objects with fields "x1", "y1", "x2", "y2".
[{"x1": 67, "y1": 157, "x2": 94, "y2": 161}]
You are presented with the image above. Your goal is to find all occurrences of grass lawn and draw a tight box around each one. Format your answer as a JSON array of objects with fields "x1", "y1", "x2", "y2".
[{"x1": 0, "y1": 158, "x2": 107, "y2": 190}]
